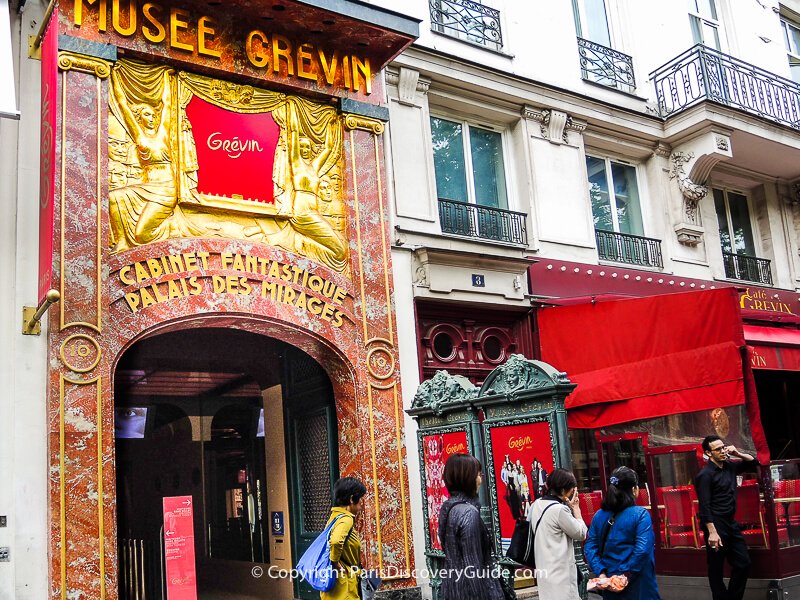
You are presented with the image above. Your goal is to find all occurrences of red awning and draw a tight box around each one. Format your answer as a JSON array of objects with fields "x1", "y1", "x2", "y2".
[
  {"x1": 744, "y1": 324, "x2": 800, "y2": 371},
  {"x1": 538, "y1": 288, "x2": 746, "y2": 429}
]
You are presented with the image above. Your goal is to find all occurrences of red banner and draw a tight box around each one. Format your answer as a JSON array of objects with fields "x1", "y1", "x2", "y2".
[
  {"x1": 489, "y1": 422, "x2": 554, "y2": 549},
  {"x1": 38, "y1": 18, "x2": 57, "y2": 303},
  {"x1": 422, "y1": 430, "x2": 468, "y2": 550},
  {"x1": 184, "y1": 96, "x2": 280, "y2": 204},
  {"x1": 163, "y1": 496, "x2": 197, "y2": 600}
]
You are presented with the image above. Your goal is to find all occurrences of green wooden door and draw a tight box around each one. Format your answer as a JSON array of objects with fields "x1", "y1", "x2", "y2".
[{"x1": 284, "y1": 350, "x2": 338, "y2": 600}]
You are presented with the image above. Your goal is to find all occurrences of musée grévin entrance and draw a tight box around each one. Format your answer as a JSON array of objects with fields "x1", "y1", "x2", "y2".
[
  {"x1": 114, "y1": 327, "x2": 336, "y2": 599},
  {"x1": 43, "y1": 2, "x2": 418, "y2": 597}
]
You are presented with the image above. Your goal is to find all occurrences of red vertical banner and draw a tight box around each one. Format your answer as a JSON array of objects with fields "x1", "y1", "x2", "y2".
[
  {"x1": 38, "y1": 18, "x2": 57, "y2": 303},
  {"x1": 163, "y1": 496, "x2": 198, "y2": 600},
  {"x1": 489, "y1": 422, "x2": 555, "y2": 552},
  {"x1": 422, "y1": 430, "x2": 468, "y2": 550}
]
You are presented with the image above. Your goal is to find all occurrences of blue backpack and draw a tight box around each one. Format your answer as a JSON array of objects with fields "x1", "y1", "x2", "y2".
[{"x1": 296, "y1": 514, "x2": 353, "y2": 592}]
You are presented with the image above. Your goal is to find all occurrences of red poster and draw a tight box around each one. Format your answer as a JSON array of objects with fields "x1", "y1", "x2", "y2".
[
  {"x1": 38, "y1": 17, "x2": 57, "y2": 303},
  {"x1": 423, "y1": 431, "x2": 468, "y2": 550},
  {"x1": 163, "y1": 496, "x2": 197, "y2": 600},
  {"x1": 489, "y1": 422, "x2": 554, "y2": 551},
  {"x1": 184, "y1": 96, "x2": 280, "y2": 203}
]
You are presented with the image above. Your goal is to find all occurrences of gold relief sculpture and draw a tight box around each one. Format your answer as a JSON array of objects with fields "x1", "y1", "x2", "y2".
[{"x1": 108, "y1": 60, "x2": 350, "y2": 276}]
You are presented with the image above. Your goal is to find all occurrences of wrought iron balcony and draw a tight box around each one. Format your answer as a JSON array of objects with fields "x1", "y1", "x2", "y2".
[
  {"x1": 577, "y1": 37, "x2": 636, "y2": 94},
  {"x1": 438, "y1": 198, "x2": 527, "y2": 245},
  {"x1": 429, "y1": 0, "x2": 502, "y2": 51},
  {"x1": 595, "y1": 229, "x2": 663, "y2": 269},
  {"x1": 722, "y1": 251, "x2": 773, "y2": 285},
  {"x1": 651, "y1": 44, "x2": 800, "y2": 129}
]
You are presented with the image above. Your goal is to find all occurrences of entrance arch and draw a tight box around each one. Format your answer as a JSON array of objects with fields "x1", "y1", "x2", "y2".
[{"x1": 113, "y1": 325, "x2": 341, "y2": 598}]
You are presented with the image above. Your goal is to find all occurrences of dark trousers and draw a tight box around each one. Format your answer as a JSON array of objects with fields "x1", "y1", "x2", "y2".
[{"x1": 703, "y1": 517, "x2": 751, "y2": 600}]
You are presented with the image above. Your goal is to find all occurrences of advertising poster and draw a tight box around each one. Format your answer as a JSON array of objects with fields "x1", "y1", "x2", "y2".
[
  {"x1": 422, "y1": 430, "x2": 468, "y2": 550},
  {"x1": 489, "y1": 422, "x2": 554, "y2": 552},
  {"x1": 163, "y1": 496, "x2": 198, "y2": 600}
]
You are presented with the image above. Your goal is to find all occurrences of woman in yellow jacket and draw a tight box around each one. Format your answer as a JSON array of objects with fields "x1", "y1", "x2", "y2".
[{"x1": 321, "y1": 477, "x2": 366, "y2": 600}]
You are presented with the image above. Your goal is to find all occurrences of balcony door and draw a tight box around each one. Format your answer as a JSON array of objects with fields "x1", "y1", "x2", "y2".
[{"x1": 573, "y1": 0, "x2": 611, "y2": 46}]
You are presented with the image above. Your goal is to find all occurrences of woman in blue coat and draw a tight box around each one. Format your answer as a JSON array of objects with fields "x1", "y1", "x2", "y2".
[{"x1": 584, "y1": 467, "x2": 660, "y2": 600}]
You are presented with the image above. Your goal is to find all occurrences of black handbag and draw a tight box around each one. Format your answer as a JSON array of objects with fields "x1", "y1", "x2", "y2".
[{"x1": 506, "y1": 501, "x2": 558, "y2": 567}]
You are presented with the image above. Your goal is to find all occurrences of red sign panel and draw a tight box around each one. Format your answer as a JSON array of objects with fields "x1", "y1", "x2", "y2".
[
  {"x1": 422, "y1": 430, "x2": 468, "y2": 550},
  {"x1": 184, "y1": 96, "x2": 280, "y2": 204},
  {"x1": 163, "y1": 496, "x2": 197, "y2": 600},
  {"x1": 489, "y1": 422, "x2": 554, "y2": 550},
  {"x1": 750, "y1": 344, "x2": 800, "y2": 371},
  {"x1": 38, "y1": 18, "x2": 57, "y2": 303}
]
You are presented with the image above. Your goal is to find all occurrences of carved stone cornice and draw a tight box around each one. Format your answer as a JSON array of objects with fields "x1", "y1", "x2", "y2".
[
  {"x1": 343, "y1": 114, "x2": 385, "y2": 135},
  {"x1": 386, "y1": 67, "x2": 430, "y2": 101},
  {"x1": 652, "y1": 142, "x2": 672, "y2": 159},
  {"x1": 477, "y1": 354, "x2": 572, "y2": 399},
  {"x1": 57, "y1": 51, "x2": 111, "y2": 78},
  {"x1": 522, "y1": 106, "x2": 585, "y2": 144}
]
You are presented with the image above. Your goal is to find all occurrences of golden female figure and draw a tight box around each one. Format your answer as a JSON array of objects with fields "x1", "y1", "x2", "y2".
[
  {"x1": 109, "y1": 64, "x2": 185, "y2": 251},
  {"x1": 270, "y1": 105, "x2": 347, "y2": 272}
]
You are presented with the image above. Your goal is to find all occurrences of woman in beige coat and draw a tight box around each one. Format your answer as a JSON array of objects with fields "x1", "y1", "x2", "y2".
[{"x1": 527, "y1": 468, "x2": 587, "y2": 600}]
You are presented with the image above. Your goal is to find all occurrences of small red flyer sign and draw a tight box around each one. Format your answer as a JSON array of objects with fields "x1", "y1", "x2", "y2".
[{"x1": 163, "y1": 495, "x2": 197, "y2": 600}]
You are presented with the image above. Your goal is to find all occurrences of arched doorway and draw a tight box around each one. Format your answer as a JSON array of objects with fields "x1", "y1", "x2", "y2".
[{"x1": 114, "y1": 327, "x2": 337, "y2": 599}]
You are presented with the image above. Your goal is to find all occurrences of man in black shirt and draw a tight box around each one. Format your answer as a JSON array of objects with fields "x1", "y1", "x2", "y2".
[{"x1": 694, "y1": 434, "x2": 758, "y2": 600}]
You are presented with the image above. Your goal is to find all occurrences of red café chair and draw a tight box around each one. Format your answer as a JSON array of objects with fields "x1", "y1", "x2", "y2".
[
  {"x1": 578, "y1": 492, "x2": 594, "y2": 527},
  {"x1": 663, "y1": 488, "x2": 701, "y2": 548},
  {"x1": 787, "y1": 480, "x2": 800, "y2": 525},
  {"x1": 735, "y1": 483, "x2": 769, "y2": 547}
]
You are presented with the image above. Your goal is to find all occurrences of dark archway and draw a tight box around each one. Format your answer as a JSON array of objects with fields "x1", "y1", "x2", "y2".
[{"x1": 114, "y1": 327, "x2": 337, "y2": 599}]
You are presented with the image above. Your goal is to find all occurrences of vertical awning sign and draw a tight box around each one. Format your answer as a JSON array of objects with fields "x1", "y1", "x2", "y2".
[
  {"x1": 38, "y1": 15, "x2": 57, "y2": 303},
  {"x1": 0, "y1": 0, "x2": 18, "y2": 119}
]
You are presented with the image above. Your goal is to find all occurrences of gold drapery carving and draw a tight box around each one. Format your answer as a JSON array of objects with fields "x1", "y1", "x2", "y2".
[{"x1": 108, "y1": 61, "x2": 349, "y2": 275}]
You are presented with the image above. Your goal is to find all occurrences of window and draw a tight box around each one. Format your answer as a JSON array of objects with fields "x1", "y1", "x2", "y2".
[
  {"x1": 429, "y1": 0, "x2": 503, "y2": 51},
  {"x1": 586, "y1": 155, "x2": 643, "y2": 235},
  {"x1": 431, "y1": 116, "x2": 508, "y2": 209},
  {"x1": 688, "y1": 0, "x2": 721, "y2": 50},
  {"x1": 573, "y1": 0, "x2": 611, "y2": 46},
  {"x1": 714, "y1": 188, "x2": 755, "y2": 256},
  {"x1": 781, "y1": 16, "x2": 800, "y2": 83}
]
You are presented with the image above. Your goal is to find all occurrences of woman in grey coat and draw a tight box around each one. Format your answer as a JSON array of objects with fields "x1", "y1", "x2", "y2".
[
  {"x1": 438, "y1": 454, "x2": 505, "y2": 600},
  {"x1": 528, "y1": 468, "x2": 588, "y2": 600}
]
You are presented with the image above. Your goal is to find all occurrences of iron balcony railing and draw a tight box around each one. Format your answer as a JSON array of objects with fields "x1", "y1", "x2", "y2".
[
  {"x1": 651, "y1": 44, "x2": 800, "y2": 128},
  {"x1": 429, "y1": 0, "x2": 502, "y2": 51},
  {"x1": 577, "y1": 37, "x2": 636, "y2": 94},
  {"x1": 438, "y1": 198, "x2": 527, "y2": 245},
  {"x1": 722, "y1": 251, "x2": 773, "y2": 285},
  {"x1": 595, "y1": 229, "x2": 664, "y2": 269}
]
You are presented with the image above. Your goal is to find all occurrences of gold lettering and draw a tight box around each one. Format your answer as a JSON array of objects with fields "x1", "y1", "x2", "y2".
[
  {"x1": 307, "y1": 275, "x2": 324, "y2": 292},
  {"x1": 151, "y1": 282, "x2": 167, "y2": 302},
  {"x1": 246, "y1": 30, "x2": 269, "y2": 68},
  {"x1": 272, "y1": 34, "x2": 293, "y2": 76},
  {"x1": 197, "y1": 251, "x2": 210, "y2": 270},
  {"x1": 183, "y1": 252, "x2": 197, "y2": 271},
  {"x1": 317, "y1": 48, "x2": 339, "y2": 85},
  {"x1": 119, "y1": 265, "x2": 134, "y2": 285},
  {"x1": 168, "y1": 254, "x2": 185, "y2": 272},
  {"x1": 141, "y1": 2, "x2": 166, "y2": 42},
  {"x1": 198, "y1": 16, "x2": 221, "y2": 57},
  {"x1": 282, "y1": 286, "x2": 296, "y2": 304},
  {"x1": 232, "y1": 253, "x2": 245, "y2": 271},
  {"x1": 124, "y1": 291, "x2": 140, "y2": 312},
  {"x1": 351, "y1": 55, "x2": 371, "y2": 94},
  {"x1": 307, "y1": 297, "x2": 322, "y2": 315},
  {"x1": 140, "y1": 287, "x2": 156, "y2": 308},
  {"x1": 75, "y1": 0, "x2": 107, "y2": 31},
  {"x1": 221, "y1": 252, "x2": 234, "y2": 270},
  {"x1": 169, "y1": 7, "x2": 193, "y2": 52},
  {"x1": 261, "y1": 280, "x2": 278, "y2": 299},
  {"x1": 342, "y1": 55, "x2": 351, "y2": 89},
  {"x1": 268, "y1": 261, "x2": 281, "y2": 278},
  {"x1": 187, "y1": 276, "x2": 202, "y2": 295},
  {"x1": 212, "y1": 275, "x2": 226, "y2": 293},
  {"x1": 331, "y1": 310, "x2": 343, "y2": 328},
  {"x1": 297, "y1": 43, "x2": 316, "y2": 81},
  {"x1": 321, "y1": 302, "x2": 334, "y2": 321},
  {"x1": 167, "y1": 279, "x2": 182, "y2": 299},
  {"x1": 246, "y1": 255, "x2": 259, "y2": 274},
  {"x1": 146, "y1": 257, "x2": 163, "y2": 278},
  {"x1": 333, "y1": 287, "x2": 347, "y2": 304},
  {"x1": 112, "y1": 0, "x2": 137, "y2": 36},
  {"x1": 134, "y1": 261, "x2": 149, "y2": 283},
  {"x1": 239, "y1": 277, "x2": 252, "y2": 295}
]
